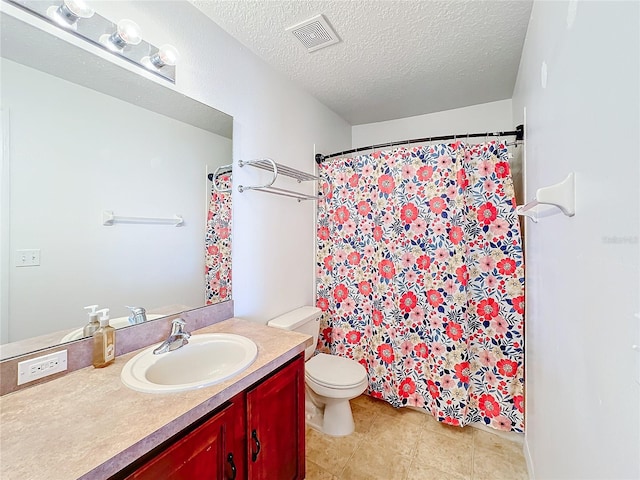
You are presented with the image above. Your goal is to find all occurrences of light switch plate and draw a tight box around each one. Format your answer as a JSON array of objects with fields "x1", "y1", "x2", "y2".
[
  {"x1": 15, "y1": 249, "x2": 40, "y2": 267},
  {"x1": 17, "y1": 350, "x2": 67, "y2": 385}
]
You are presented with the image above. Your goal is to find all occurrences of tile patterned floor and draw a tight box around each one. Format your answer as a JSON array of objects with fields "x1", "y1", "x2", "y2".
[{"x1": 305, "y1": 395, "x2": 529, "y2": 480}]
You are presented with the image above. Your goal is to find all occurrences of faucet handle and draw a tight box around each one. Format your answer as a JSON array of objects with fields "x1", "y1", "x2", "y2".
[
  {"x1": 126, "y1": 306, "x2": 147, "y2": 325},
  {"x1": 170, "y1": 318, "x2": 189, "y2": 336}
]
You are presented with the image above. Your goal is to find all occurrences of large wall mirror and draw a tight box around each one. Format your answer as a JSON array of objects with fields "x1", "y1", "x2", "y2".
[{"x1": 0, "y1": 10, "x2": 233, "y2": 359}]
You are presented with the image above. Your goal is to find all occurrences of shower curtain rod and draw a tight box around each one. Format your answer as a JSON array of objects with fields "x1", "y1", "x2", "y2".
[{"x1": 315, "y1": 124, "x2": 524, "y2": 164}]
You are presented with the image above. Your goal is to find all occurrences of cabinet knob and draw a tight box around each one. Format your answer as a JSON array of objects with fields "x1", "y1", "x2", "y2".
[
  {"x1": 251, "y1": 429, "x2": 261, "y2": 462},
  {"x1": 226, "y1": 452, "x2": 237, "y2": 480}
]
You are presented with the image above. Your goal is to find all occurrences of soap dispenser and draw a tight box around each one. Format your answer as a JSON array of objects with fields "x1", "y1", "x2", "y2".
[
  {"x1": 93, "y1": 308, "x2": 115, "y2": 368},
  {"x1": 82, "y1": 305, "x2": 100, "y2": 337}
]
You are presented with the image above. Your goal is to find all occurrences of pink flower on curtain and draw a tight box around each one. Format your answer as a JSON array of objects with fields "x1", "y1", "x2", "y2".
[
  {"x1": 495, "y1": 161, "x2": 510, "y2": 178},
  {"x1": 477, "y1": 298, "x2": 500, "y2": 320},
  {"x1": 478, "y1": 394, "x2": 501, "y2": 418},
  {"x1": 426, "y1": 290, "x2": 444, "y2": 307},
  {"x1": 477, "y1": 202, "x2": 498, "y2": 224},
  {"x1": 379, "y1": 259, "x2": 395, "y2": 279},
  {"x1": 399, "y1": 292, "x2": 418, "y2": 313},
  {"x1": 448, "y1": 226, "x2": 464, "y2": 244},
  {"x1": 333, "y1": 284, "x2": 348, "y2": 303},
  {"x1": 414, "y1": 342, "x2": 429, "y2": 358},
  {"x1": 429, "y1": 197, "x2": 447, "y2": 215},
  {"x1": 497, "y1": 359, "x2": 519, "y2": 377},
  {"x1": 378, "y1": 174, "x2": 395, "y2": 194},
  {"x1": 400, "y1": 203, "x2": 419, "y2": 224},
  {"x1": 334, "y1": 206, "x2": 350, "y2": 224},
  {"x1": 377, "y1": 344, "x2": 395, "y2": 363},
  {"x1": 318, "y1": 225, "x2": 330, "y2": 240},
  {"x1": 399, "y1": 378, "x2": 417, "y2": 398},
  {"x1": 454, "y1": 362, "x2": 471, "y2": 384},
  {"x1": 446, "y1": 322, "x2": 464, "y2": 341}
]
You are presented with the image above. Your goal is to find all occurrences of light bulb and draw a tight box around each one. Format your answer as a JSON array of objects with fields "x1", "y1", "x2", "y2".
[
  {"x1": 149, "y1": 44, "x2": 180, "y2": 68},
  {"x1": 100, "y1": 19, "x2": 142, "y2": 51},
  {"x1": 47, "y1": 0, "x2": 94, "y2": 28},
  {"x1": 116, "y1": 19, "x2": 142, "y2": 46}
]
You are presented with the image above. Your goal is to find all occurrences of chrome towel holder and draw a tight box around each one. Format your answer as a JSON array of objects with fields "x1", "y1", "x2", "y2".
[{"x1": 238, "y1": 158, "x2": 318, "y2": 202}]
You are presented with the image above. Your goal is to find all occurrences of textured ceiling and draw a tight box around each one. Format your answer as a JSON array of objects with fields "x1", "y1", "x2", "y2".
[{"x1": 192, "y1": 1, "x2": 533, "y2": 125}]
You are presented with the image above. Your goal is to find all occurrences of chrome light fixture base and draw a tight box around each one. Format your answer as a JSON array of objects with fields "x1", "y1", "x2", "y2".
[{"x1": 6, "y1": 0, "x2": 177, "y2": 83}]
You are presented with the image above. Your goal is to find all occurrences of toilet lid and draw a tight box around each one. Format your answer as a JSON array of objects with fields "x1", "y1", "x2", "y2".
[{"x1": 306, "y1": 353, "x2": 367, "y2": 388}]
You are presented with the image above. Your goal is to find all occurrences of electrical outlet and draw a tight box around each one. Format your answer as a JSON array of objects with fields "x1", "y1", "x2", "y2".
[{"x1": 17, "y1": 350, "x2": 67, "y2": 385}]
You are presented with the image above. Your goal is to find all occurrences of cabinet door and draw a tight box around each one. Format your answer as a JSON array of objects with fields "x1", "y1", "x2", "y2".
[
  {"x1": 126, "y1": 396, "x2": 246, "y2": 480},
  {"x1": 247, "y1": 355, "x2": 305, "y2": 480}
]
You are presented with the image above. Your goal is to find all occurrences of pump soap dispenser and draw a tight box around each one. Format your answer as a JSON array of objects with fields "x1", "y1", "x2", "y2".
[
  {"x1": 93, "y1": 308, "x2": 115, "y2": 368},
  {"x1": 83, "y1": 305, "x2": 100, "y2": 337}
]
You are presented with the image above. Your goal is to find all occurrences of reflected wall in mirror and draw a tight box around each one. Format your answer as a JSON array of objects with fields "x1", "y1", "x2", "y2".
[{"x1": 0, "y1": 9, "x2": 233, "y2": 359}]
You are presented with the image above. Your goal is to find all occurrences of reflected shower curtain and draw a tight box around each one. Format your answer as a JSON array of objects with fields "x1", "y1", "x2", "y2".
[
  {"x1": 205, "y1": 173, "x2": 232, "y2": 304},
  {"x1": 316, "y1": 142, "x2": 525, "y2": 432}
]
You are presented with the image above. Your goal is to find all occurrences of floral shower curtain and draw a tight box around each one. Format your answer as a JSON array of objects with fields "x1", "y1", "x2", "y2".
[
  {"x1": 205, "y1": 173, "x2": 232, "y2": 304},
  {"x1": 316, "y1": 141, "x2": 525, "y2": 432}
]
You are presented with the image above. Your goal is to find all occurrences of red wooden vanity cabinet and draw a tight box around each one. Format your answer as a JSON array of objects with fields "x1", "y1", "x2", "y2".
[
  {"x1": 120, "y1": 354, "x2": 305, "y2": 480},
  {"x1": 246, "y1": 354, "x2": 305, "y2": 479}
]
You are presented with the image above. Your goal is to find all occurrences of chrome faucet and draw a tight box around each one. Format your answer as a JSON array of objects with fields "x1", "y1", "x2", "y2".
[
  {"x1": 153, "y1": 318, "x2": 191, "y2": 355},
  {"x1": 126, "y1": 306, "x2": 148, "y2": 325}
]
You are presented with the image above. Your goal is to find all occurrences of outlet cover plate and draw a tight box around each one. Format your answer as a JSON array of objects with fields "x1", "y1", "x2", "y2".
[{"x1": 17, "y1": 350, "x2": 67, "y2": 385}]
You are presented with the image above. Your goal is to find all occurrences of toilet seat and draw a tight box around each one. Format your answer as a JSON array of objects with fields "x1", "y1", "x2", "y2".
[{"x1": 305, "y1": 353, "x2": 367, "y2": 389}]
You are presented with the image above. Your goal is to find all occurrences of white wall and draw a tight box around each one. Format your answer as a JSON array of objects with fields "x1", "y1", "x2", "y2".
[
  {"x1": 80, "y1": 1, "x2": 352, "y2": 323},
  {"x1": 2, "y1": 58, "x2": 231, "y2": 341},
  {"x1": 352, "y1": 99, "x2": 513, "y2": 147},
  {"x1": 512, "y1": 1, "x2": 639, "y2": 478}
]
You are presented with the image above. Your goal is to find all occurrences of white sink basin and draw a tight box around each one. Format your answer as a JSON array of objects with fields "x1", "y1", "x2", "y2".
[
  {"x1": 120, "y1": 333, "x2": 258, "y2": 394},
  {"x1": 60, "y1": 314, "x2": 164, "y2": 343}
]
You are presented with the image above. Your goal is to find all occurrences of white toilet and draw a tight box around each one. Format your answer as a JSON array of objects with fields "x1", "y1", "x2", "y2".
[{"x1": 268, "y1": 306, "x2": 368, "y2": 437}]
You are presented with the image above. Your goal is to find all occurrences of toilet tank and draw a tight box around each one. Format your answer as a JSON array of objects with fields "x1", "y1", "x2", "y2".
[{"x1": 267, "y1": 306, "x2": 322, "y2": 360}]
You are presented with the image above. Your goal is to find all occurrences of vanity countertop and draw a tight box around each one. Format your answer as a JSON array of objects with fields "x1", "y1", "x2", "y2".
[{"x1": 0, "y1": 318, "x2": 312, "y2": 480}]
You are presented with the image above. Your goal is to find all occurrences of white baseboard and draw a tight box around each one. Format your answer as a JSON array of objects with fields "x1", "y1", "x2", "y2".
[
  {"x1": 467, "y1": 421, "x2": 524, "y2": 444},
  {"x1": 524, "y1": 436, "x2": 535, "y2": 480}
]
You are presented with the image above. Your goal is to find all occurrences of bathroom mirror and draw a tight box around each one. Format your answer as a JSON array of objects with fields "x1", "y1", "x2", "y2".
[{"x1": 0, "y1": 10, "x2": 233, "y2": 359}]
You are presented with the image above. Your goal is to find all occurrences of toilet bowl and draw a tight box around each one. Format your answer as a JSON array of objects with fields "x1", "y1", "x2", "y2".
[
  {"x1": 304, "y1": 353, "x2": 368, "y2": 436},
  {"x1": 267, "y1": 307, "x2": 368, "y2": 437}
]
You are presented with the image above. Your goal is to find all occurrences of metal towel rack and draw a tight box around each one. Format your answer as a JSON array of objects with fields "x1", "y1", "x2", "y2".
[
  {"x1": 238, "y1": 158, "x2": 318, "y2": 201},
  {"x1": 209, "y1": 163, "x2": 233, "y2": 193}
]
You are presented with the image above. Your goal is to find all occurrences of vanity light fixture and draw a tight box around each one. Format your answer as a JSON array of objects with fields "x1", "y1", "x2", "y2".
[
  {"x1": 100, "y1": 19, "x2": 142, "y2": 51},
  {"x1": 46, "y1": 0, "x2": 94, "y2": 29},
  {"x1": 7, "y1": 0, "x2": 178, "y2": 83},
  {"x1": 142, "y1": 44, "x2": 180, "y2": 70}
]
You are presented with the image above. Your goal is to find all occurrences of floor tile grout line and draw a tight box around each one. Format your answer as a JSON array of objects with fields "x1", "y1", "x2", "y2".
[
  {"x1": 337, "y1": 437, "x2": 361, "y2": 478},
  {"x1": 471, "y1": 428, "x2": 477, "y2": 480}
]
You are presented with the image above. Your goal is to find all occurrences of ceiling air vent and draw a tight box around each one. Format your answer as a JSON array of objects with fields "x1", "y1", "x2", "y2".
[{"x1": 286, "y1": 14, "x2": 340, "y2": 53}]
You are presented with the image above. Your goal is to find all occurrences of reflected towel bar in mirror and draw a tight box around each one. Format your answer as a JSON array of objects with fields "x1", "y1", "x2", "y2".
[{"x1": 102, "y1": 211, "x2": 184, "y2": 226}]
